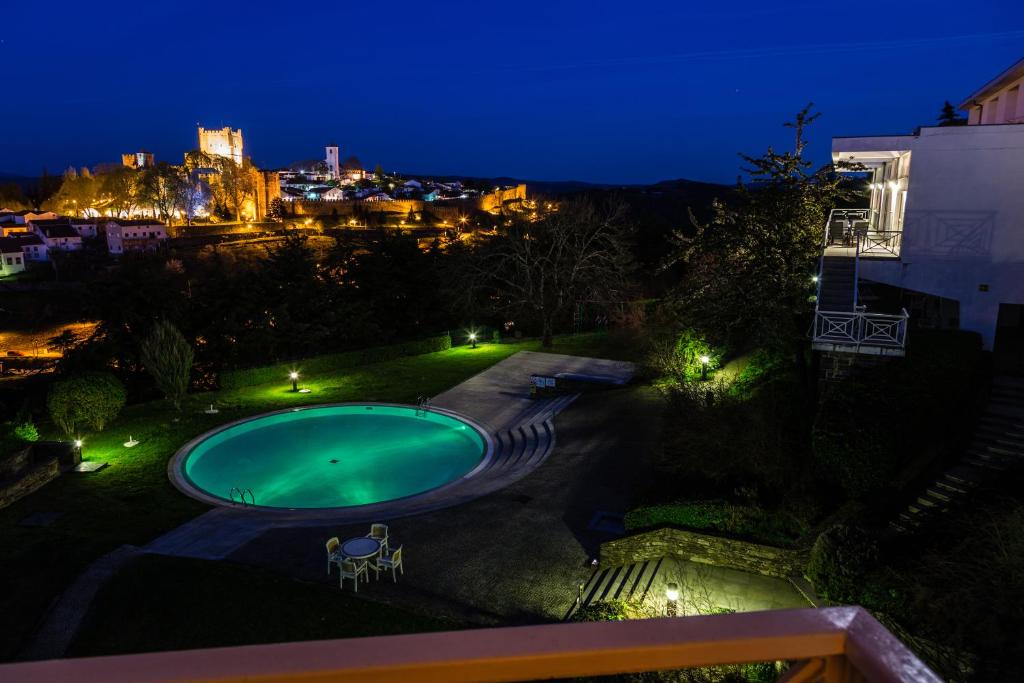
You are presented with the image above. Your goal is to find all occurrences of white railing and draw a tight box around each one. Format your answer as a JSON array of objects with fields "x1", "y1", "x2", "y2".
[
  {"x1": 813, "y1": 309, "x2": 909, "y2": 351},
  {"x1": 823, "y1": 208, "x2": 901, "y2": 258}
]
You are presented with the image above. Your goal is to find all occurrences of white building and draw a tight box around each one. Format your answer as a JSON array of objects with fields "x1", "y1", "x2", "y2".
[
  {"x1": 105, "y1": 219, "x2": 168, "y2": 254},
  {"x1": 326, "y1": 144, "x2": 340, "y2": 180},
  {"x1": 0, "y1": 238, "x2": 26, "y2": 276},
  {"x1": 817, "y1": 58, "x2": 1024, "y2": 366},
  {"x1": 30, "y1": 219, "x2": 83, "y2": 252}
]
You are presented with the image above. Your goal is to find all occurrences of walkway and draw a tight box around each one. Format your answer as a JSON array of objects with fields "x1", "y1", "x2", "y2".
[{"x1": 22, "y1": 351, "x2": 641, "y2": 657}]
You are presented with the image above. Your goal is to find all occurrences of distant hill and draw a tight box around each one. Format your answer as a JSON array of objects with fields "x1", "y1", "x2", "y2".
[
  {"x1": 403, "y1": 173, "x2": 727, "y2": 197},
  {"x1": 0, "y1": 172, "x2": 38, "y2": 189}
]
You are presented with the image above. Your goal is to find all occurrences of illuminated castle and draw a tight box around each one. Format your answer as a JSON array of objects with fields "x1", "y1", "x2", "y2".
[{"x1": 198, "y1": 125, "x2": 244, "y2": 165}]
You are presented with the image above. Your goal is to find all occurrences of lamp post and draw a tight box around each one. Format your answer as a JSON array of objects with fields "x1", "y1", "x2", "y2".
[
  {"x1": 289, "y1": 371, "x2": 299, "y2": 392},
  {"x1": 700, "y1": 355, "x2": 710, "y2": 381},
  {"x1": 469, "y1": 332, "x2": 477, "y2": 349},
  {"x1": 665, "y1": 582, "x2": 679, "y2": 617}
]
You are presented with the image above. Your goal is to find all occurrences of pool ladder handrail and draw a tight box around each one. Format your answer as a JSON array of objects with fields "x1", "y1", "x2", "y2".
[
  {"x1": 415, "y1": 396, "x2": 432, "y2": 417},
  {"x1": 229, "y1": 487, "x2": 256, "y2": 506}
]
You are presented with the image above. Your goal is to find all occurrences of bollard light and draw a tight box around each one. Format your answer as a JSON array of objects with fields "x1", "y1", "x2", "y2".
[
  {"x1": 469, "y1": 332, "x2": 477, "y2": 349},
  {"x1": 700, "y1": 355, "x2": 710, "y2": 382},
  {"x1": 666, "y1": 582, "x2": 679, "y2": 617},
  {"x1": 289, "y1": 371, "x2": 299, "y2": 392}
]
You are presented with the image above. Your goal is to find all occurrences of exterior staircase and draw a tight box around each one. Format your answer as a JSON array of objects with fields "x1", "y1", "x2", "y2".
[
  {"x1": 817, "y1": 256, "x2": 858, "y2": 312},
  {"x1": 890, "y1": 376, "x2": 1024, "y2": 534},
  {"x1": 563, "y1": 558, "x2": 664, "y2": 620}
]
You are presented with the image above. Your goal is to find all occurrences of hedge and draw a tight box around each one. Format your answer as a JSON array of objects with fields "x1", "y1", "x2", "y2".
[{"x1": 219, "y1": 334, "x2": 452, "y2": 390}]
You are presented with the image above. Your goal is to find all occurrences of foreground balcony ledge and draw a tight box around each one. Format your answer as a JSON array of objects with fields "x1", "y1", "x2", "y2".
[{"x1": 0, "y1": 607, "x2": 939, "y2": 683}]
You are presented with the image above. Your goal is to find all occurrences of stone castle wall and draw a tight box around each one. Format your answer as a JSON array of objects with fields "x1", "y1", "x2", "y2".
[{"x1": 600, "y1": 526, "x2": 807, "y2": 579}]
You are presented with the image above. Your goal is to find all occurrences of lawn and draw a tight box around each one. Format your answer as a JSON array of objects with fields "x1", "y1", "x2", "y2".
[
  {"x1": 0, "y1": 333, "x2": 631, "y2": 661},
  {"x1": 68, "y1": 553, "x2": 461, "y2": 657}
]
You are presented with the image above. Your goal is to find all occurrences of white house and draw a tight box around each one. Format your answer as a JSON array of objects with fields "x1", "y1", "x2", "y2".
[
  {"x1": 30, "y1": 219, "x2": 83, "y2": 252},
  {"x1": 0, "y1": 238, "x2": 26, "y2": 276},
  {"x1": 0, "y1": 210, "x2": 57, "y2": 225},
  {"x1": 13, "y1": 234, "x2": 47, "y2": 262},
  {"x1": 823, "y1": 58, "x2": 1024, "y2": 365},
  {"x1": 105, "y1": 219, "x2": 168, "y2": 254},
  {"x1": 68, "y1": 217, "x2": 102, "y2": 239}
]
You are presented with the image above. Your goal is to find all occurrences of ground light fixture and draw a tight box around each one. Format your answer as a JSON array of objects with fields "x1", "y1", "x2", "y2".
[
  {"x1": 666, "y1": 582, "x2": 679, "y2": 617},
  {"x1": 74, "y1": 438, "x2": 83, "y2": 448},
  {"x1": 469, "y1": 332, "x2": 478, "y2": 349},
  {"x1": 700, "y1": 355, "x2": 710, "y2": 381},
  {"x1": 289, "y1": 371, "x2": 299, "y2": 392},
  {"x1": 812, "y1": 275, "x2": 819, "y2": 283}
]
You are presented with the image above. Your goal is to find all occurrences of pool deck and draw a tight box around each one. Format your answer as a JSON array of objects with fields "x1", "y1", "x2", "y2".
[{"x1": 24, "y1": 350, "x2": 808, "y2": 658}]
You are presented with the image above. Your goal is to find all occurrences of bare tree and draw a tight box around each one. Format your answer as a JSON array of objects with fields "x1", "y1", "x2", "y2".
[{"x1": 462, "y1": 198, "x2": 635, "y2": 346}]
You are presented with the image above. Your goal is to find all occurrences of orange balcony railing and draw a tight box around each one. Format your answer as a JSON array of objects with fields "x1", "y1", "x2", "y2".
[{"x1": 0, "y1": 606, "x2": 940, "y2": 683}]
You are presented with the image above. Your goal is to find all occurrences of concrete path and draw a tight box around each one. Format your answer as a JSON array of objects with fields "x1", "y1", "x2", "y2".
[
  {"x1": 18, "y1": 545, "x2": 143, "y2": 661},
  {"x1": 20, "y1": 351, "x2": 640, "y2": 660}
]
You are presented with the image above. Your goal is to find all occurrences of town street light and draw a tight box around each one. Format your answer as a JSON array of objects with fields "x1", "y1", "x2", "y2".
[
  {"x1": 666, "y1": 582, "x2": 679, "y2": 617},
  {"x1": 700, "y1": 355, "x2": 710, "y2": 381},
  {"x1": 289, "y1": 371, "x2": 299, "y2": 392}
]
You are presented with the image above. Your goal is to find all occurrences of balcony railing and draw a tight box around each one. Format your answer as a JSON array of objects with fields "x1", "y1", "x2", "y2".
[
  {"x1": 824, "y1": 208, "x2": 901, "y2": 258},
  {"x1": 0, "y1": 606, "x2": 940, "y2": 683},
  {"x1": 813, "y1": 309, "x2": 909, "y2": 355}
]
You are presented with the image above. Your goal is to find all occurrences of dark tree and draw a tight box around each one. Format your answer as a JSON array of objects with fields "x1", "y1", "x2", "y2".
[{"x1": 937, "y1": 100, "x2": 967, "y2": 127}]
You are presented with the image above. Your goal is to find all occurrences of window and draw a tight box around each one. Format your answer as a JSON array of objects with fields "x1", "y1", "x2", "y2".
[
  {"x1": 15, "y1": 257, "x2": 21, "y2": 264},
  {"x1": 5, "y1": 257, "x2": 11, "y2": 265},
  {"x1": 1007, "y1": 86, "x2": 1020, "y2": 122}
]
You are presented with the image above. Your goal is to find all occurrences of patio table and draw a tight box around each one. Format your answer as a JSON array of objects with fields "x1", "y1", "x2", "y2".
[{"x1": 340, "y1": 536, "x2": 381, "y2": 560}]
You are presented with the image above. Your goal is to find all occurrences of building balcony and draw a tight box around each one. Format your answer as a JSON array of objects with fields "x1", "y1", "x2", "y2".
[
  {"x1": 823, "y1": 209, "x2": 901, "y2": 259},
  {"x1": 0, "y1": 606, "x2": 939, "y2": 682},
  {"x1": 812, "y1": 309, "x2": 909, "y2": 357}
]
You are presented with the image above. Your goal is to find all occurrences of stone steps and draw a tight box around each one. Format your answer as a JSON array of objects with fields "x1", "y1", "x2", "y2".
[
  {"x1": 563, "y1": 558, "x2": 664, "y2": 620},
  {"x1": 890, "y1": 379, "x2": 1024, "y2": 535}
]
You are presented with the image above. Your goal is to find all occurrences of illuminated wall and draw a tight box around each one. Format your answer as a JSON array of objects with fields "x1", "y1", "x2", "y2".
[{"x1": 198, "y1": 126, "x2": 244, "y2": 166}]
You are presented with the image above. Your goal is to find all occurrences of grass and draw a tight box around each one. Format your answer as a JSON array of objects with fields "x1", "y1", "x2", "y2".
[
  {"x1": 0, "y1": 332, "x2": 631, "y2": 661},
  {"x1": 68, "y1": 554, "x2": 460, "y2": 657}
]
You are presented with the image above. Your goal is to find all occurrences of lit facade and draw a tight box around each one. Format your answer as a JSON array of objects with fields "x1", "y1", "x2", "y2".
[{"x1": 198, "y1": 126, "x2": 244, "y2": 166}]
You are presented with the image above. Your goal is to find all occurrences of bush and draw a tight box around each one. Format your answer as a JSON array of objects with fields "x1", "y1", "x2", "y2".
[
  {"x1": 645, "y1": 328, "x2": 720, "y2": 381},
  {"x1": 47, "y1": 372, "x2": 126, "y2": 436},
  {"x1": 806, "y1": 524, "x2": 878, "y2": 603},
  {"x1": 219, "y1": 334, "x2": 452, "y2": 389},
  {"x1": 12, "y1": 421, "x2": 39, "y2": 442},
  {"x1": 812, "y1": 330, "x2": 983, "y2": 497},
  {"x1": 625, "y1": 501, "x2": 808, "y2": 546},
  {"x1": 570, "y1": 600, "x2": 641, "y2": 622}
]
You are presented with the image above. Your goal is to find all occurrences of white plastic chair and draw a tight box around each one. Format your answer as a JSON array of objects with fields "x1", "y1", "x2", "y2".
[
  {"x1": 325, "y1": 537, "x2": 342, "y2": 575},
  {"x1": 367, "y1": 523, "x2": 389, "y2": 553},
  {"x1": 376, "y1": 545, "x2": 403, "y2": 583},
  {"x1": 339, "y1": 558, "x2": 368, "y2": 591}
]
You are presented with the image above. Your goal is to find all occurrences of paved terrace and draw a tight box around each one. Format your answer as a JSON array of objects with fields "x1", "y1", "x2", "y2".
[{"x1": 24, "y1": 351, "x2": 807, "y2": 659}]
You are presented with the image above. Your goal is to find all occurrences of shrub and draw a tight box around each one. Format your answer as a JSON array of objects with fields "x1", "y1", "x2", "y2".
[
  {"x1": 139, "y1": 320, "x2": 194, "y2": 410},
  {"x1": 219, "y1": 334, "x2": 452, "y2": 389},
  {"x1": 812, "y1": 330, "x2": 983, "y2": 497},
  {"x1": 806, "y1": 524, "x2": 878, "y2": 603},
  {"x1": 625, "y1": 500, "x2": 808, "y2": 546},
  {"x1": 570, "y1": 600, "x2": 641, "y2": 622},
  {"x1": 12, "y1": 421, "x2": 39, "y2": 442},
  {"x1": 47, "y1": 372, "x2": 126, "y2": 436},
  {"x1": 645, "y1": 328, "x2": 720, "y2": 381}
]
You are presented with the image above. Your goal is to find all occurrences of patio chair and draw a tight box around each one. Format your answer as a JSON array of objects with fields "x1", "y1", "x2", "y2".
[
  {"x1": 325, "y1": 537, "x2": 342, "y2": 575},
  {"x1": 367, "y1": 523, "x2": 389, "y2": 553},
  {"x1": 377, "y1": 545, "x2": 403, "y2": 583},
  {"x1": 339, "y1": 558, "x2": 369, "y2": 591}
]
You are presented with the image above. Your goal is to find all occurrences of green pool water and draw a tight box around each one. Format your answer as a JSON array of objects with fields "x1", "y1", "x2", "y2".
[{"x1": 181, "y1": 405, "x2": 487, "y2": 509}]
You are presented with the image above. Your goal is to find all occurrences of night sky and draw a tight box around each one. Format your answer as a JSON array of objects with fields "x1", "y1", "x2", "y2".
[{"x1": 2, "y1": 1, "x2": 1022, "y2": 184}]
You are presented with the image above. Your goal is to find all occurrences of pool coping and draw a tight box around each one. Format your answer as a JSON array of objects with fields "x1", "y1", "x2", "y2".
[{"x1": 167, "y1": 402, "x2": 496, "y2": 514}]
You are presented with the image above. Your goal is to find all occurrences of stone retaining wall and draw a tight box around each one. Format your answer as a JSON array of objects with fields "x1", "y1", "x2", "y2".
[
  {"x1": 601, "y1": 526, "x2": 807, "y2": 579},
  {"x1": 0, "y1": 441, "x2": 80, "y2": 510}
]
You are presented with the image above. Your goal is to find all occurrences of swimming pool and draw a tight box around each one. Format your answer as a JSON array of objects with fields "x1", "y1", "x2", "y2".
[{"x1": 173, "y1": 404, "x2": 489, "y2": 509}]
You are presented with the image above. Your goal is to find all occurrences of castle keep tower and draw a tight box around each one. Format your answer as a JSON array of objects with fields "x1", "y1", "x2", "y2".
[
  {"x1": 198, "y1": 125, "x2": 244, "y2": 165},
  {"x1": 326, "y1": 144, "x2": 340, "y2": 180}
]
